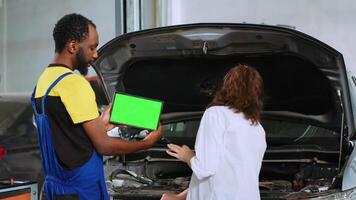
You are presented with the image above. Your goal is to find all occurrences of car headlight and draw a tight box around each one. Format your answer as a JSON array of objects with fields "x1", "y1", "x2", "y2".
[{"x1": 310, "y1": 187, "x2": 356, "y2": 200}]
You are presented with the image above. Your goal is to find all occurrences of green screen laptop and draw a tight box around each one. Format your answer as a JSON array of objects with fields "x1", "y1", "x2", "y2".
[{"x1": 110, "y1": 93, "x2": 163, "y2": 130}]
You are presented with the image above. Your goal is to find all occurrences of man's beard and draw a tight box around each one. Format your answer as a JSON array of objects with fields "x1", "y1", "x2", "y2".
[{"x1": 76, "y1": 48, "x2": 89, "y2": 76}]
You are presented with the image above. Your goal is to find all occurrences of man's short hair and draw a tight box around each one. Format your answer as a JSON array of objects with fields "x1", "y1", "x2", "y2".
[{"x1": 53, "y1": 13, "x2": 96, "y2": 53}]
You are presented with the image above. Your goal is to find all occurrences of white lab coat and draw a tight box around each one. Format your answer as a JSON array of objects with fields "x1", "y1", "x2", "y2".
[{"x1": 187, "y1": 106, "x2": 266, "y2": 200}]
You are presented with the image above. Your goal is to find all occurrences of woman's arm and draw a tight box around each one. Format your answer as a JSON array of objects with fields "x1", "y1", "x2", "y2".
[
  {"x1": 166, "y1": 144, "x2": 195, "y2": 167},
  {"x1": 166, "y1": 107, "x2": 225, "y2": 180}
]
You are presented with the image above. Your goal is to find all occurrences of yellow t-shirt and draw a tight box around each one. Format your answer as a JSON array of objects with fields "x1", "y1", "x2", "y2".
[
  {"x1": 34, "y1": 64, "x2": 99, "y2": 169},
  {"x1": 35, "y1": 66, "x2": 99, "y2": 123}
]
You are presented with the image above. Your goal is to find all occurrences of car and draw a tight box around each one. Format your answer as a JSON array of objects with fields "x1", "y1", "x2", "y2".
[
  {"x1": 3, "y1": 23, "x2": 356, "y2": 200},
  {"x1": 0, "y1": 95, "x2": 43, "y2": 185},
  {"x1": 90, "y1": 23, "x2": 356, "y2": 200}
]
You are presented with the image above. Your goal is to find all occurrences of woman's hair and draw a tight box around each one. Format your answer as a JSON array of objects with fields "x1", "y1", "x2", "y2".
[{"x1": 208, "y1": 64, "x2": 264, "y2": 125}]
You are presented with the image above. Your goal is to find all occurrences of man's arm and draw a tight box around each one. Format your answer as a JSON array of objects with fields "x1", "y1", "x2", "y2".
[{"x1": 82, "y1": 104, "x2": 163, "y2": 155}]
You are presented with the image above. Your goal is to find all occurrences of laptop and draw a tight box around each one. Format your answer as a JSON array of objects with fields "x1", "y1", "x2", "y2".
[{"x1": 110, "y1": 93, "x2": 163, "y2": 130}]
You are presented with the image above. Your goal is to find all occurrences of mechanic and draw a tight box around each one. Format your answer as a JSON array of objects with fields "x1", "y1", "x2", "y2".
[
  {"x1": 31, "y1": 13, "x2": 162, "y2": 200},
  {"x1": 161, "y1": 64, "x2": 266, "y2": 200}
]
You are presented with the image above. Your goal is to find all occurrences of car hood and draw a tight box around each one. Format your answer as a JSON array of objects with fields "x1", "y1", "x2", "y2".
[{"x1": 93, "y1": 23, "x2": 352, "y2": 132}]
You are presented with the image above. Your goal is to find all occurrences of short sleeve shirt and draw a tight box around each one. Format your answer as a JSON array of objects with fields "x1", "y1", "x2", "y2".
[{"x1": 34, "y1": 64, "x2": 99, "y2": 169}]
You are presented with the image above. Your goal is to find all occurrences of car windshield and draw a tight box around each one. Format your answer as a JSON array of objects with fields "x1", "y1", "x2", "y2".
[
  {"x1": 163, "y1": 119, "x2": 340, "y2": 151},
  {"x1": 0, "y1": 102, "x2": 28, "y2": 134},
  {"x1": 0, "y1": 101, "x2": 38, "y2": 148}
]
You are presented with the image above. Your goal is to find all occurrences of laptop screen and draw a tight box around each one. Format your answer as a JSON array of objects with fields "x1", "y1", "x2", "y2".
[{"x1": 110, "y1": 93, "x2": 163, "y2": 130}]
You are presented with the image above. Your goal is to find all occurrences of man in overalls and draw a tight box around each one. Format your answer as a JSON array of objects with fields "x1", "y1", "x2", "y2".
[{"x1": 31, "y1": 13, "x2": 162, "y2": 200}]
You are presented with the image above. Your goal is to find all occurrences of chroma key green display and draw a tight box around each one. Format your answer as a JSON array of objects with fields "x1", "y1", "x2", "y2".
[{"x1": 110, "y1": 93, "x2": 163, "y2": 130}]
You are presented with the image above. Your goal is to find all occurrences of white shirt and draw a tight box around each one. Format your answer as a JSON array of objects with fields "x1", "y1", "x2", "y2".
[{"x1": 187, "y1": 106, "x2": 266, "y2": 200}]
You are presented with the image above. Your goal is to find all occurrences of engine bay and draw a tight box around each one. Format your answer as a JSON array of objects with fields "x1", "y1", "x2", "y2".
[
  {"x1": 102, "y1": 113, "x2": 346, "y2": 200},
  {"x1": 104, "y1": 148, "x2": 341, "y2": 200}
]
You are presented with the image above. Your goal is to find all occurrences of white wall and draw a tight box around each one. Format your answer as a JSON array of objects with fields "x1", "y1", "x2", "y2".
[
  {"x1": 169, "y1": 0, "x2": 356, "y2": 73},
  {"x1": 0, "y1": 0, "x2": 5, "y2": 94},
  {"x1": 0, "y1": 0, "x2": 116, "y2": 94}
]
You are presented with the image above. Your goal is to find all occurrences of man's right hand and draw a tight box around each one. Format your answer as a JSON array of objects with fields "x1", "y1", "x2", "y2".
[{"x1": 143, "y1": 124, "x2": 163, "y2": 146}]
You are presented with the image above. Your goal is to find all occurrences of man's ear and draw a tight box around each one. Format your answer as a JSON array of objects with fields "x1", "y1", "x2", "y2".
[{"x1": 66, "y1": 40, "x2": 78, "y2": 54}]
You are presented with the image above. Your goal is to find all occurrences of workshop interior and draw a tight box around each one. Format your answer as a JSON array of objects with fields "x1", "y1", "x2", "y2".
[{"x1": 1, "y1": 1, "x2": 356, "y2": 200}]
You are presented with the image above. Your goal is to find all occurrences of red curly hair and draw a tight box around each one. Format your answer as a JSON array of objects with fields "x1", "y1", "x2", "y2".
[{"x1": 208, "y1": 64, "x2": 264, "y2": 125}]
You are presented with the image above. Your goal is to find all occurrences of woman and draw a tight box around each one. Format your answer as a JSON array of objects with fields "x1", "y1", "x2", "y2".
[{"x1": 162, "y1": 64, "x2": 266, "y2": 200}]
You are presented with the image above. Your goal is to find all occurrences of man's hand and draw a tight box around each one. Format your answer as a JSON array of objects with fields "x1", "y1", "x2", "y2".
[
  {"x1": 142, "y1": 124, "x2": 163, "y2": 146},
  {"x1": 101, "y1": 103, "x2": 128, "y2": 131},
  {"x1": 166, "y1": 144, "x2": 195, "y2": 166},
  {"x1": 100, "y1": 103, "x2": 115, "y2": 131}
]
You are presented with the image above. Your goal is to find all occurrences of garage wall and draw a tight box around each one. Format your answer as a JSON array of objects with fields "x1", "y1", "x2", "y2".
[
  {"x1": 168, "y1": 0, "x2": 356, "y2": 73},
  {"x1": 0, "y1": 0, "x2": 116, "y2": 94},
  {"x1": 0, "y1": 0, "x2": 5, "y2": 94}
]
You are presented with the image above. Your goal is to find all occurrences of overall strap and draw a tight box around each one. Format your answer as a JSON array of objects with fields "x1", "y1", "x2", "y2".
[
  {"x1": 31, "y1": 87, "x2": 38, "y2": 115},
  {"x1": 40, "y1": 72, "x2": 72, "y2": 115}
]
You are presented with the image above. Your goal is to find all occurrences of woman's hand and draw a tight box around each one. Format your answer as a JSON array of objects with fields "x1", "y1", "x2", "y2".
[
  {"x1": 161, "y1": 193, "x2": 184, "y2": 200},
  {"x1": 166, "y1": 144, "x2": 195, "y2": 166},
  {"x1": 161, "y1": 189, "x2": 188, "y2": 200}
]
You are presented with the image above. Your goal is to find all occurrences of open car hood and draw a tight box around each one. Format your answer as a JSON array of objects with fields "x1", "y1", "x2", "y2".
[{"x1": 93, "y1": 23, "x2": 352, "y2": 132}]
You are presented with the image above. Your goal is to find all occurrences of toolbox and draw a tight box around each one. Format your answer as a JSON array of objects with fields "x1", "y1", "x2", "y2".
[{"x1": 0, "y1": 179, "x2": 38, "y2": 200}]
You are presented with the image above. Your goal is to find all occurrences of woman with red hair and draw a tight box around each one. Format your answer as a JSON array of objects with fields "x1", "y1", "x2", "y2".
[{"x1": 162, "y1": 64, "x2": 266, "y2": 200}]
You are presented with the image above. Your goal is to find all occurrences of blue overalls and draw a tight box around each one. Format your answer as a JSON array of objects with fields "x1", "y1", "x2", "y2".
[{"x1": 31, "y1": 72, "x2": 109, "y2": 200}]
